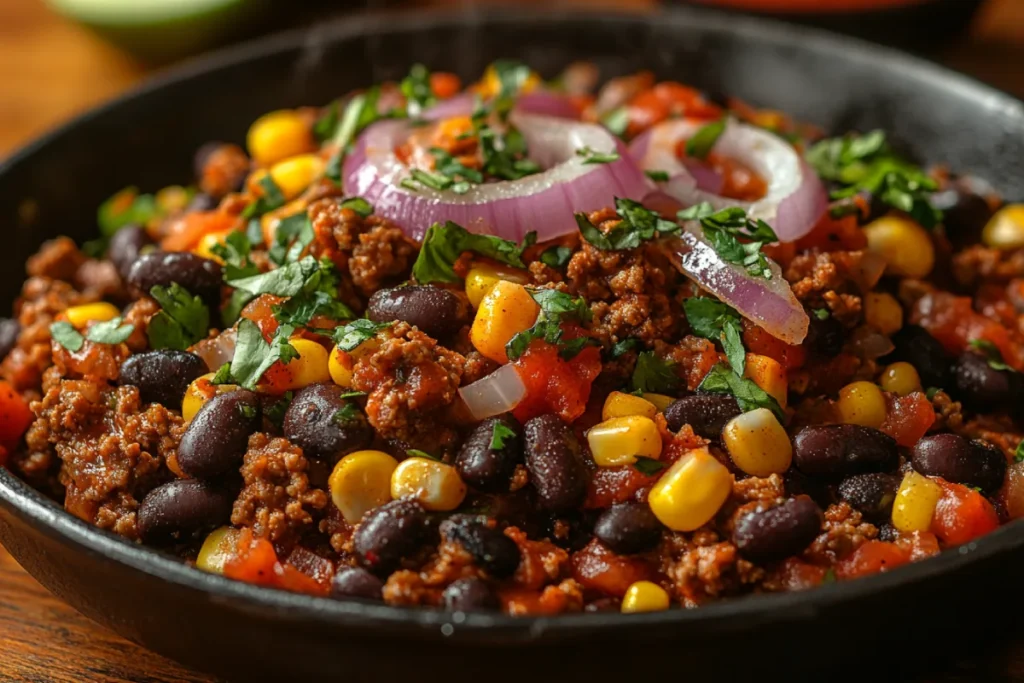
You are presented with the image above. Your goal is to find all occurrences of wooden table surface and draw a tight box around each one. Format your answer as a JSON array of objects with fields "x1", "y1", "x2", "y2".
[{"x1": 4, "y1": 0, "x2": 1024, "y2": 681}]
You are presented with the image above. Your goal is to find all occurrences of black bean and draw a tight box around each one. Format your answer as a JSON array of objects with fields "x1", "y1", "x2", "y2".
[
  {"x1": 952, "y1": 351, "x2": 1019, "y2": 412},
  {"x1": 126, "y1": 250, "x2": 223, "y2": 302},
  {"x1": 137, "y1": 479, "x2": 234, "y2": 544},
  {"x1": 455, "y1": 415, "x2": 523, "y2": 493},
  {"x1": 664, "y1": 394, "x2": 741, "y2": 439},
  {"x1": 440, "y1": 517, "x2": 520, "y2": 578},
  {"x1": 523, "y1": 414, "x2": 589, "y2": 513},
  {"x1": 912, "y1": 433, "x2": 1007, "y2": 494},
  {"x1": 283, "y1": 384, "x2": 372, "y2": 463},
  {"x1": 0, "y1": 318, "x2": 19, "y2": 361},
  {"x1": 593, "y1": 503, "x2": 664, "y2": 554},
  {"x1": 931, "y1": 186, "x2": 993, "y2": 249},
  {"x1": 366, "y1": 285, "x2": 469, "y2": 341},
  {"x1": 884, "y1": 325, "x2": 952, "y2": 390},
  {"x1": 107, "y1": 225, "x2": 153, "y2": 280},
  {"x1": 330, "y1": 567, "x2": 384, "y2": 602},
  {"x1": 804, "y1": 313, "x2": 845, "y2": 358},
  {"x1": 838, "y1": 473, "x2": 901, "y2": 523},
  {"x1": 733, "y1": 496, "x2": 824, "y2": 563},
  {"x1": 792, "y1": 424, "x2": 899, "y2": 478},
  {"x1": 442, "y1": 578, "x2": 500, "y2": 612},
  {"x1": 354, "y1": 499, "x2": 429, "y2": 576},
  {"x1": 119, "y1": 350, "x2": 208, "y2": 407},
  {"x1": 177, "y1": 390, "x2": 262, "y2": 480}
]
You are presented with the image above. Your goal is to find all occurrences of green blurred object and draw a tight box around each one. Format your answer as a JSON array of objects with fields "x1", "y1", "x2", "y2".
[{"x1": 45, "y1": 0, "x2": 274, "y2": 63}]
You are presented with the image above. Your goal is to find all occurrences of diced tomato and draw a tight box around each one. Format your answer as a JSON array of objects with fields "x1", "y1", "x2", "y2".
[
  {"x1": 742, "y1": 320, "x2": 807, "y2": 370},
  {"x1": 834, "y1": 540, "x2": 910, "y2": 579},
  {"x1": 240, "y1": 294, "x2": 285, "y2": 342},
  {"x1": 912, "y1": 291, "x2": 1022, "y2": 370},
  {"x1": 223, "y1": 529, "x2": 329, "y2": 595},
  {"x1": 429, "y1": 72, "x2": 462, "y2": 99},
  {"x1": 773, "y1": 558, "x2": 829, "y2": 591},
  {"x1": 795, "y1": 207, "x2": 868, "y2": 253},
  {"x1": 625, "y1": 82, "x2": 722, "y2": 138},
  {"x1": 708, "y1": 152, "x2": 768, "y2": 201},
  {"x1": 499, "y1": 585, "x2": 574, "y2": 616},
  {"x1": 571, "y1": 539, "x2": 655, "y2": 598},
  {"x1": 879, "y1": 391, "x2": 936, "y2": 447},
  {"x1": 0, "y1": 381, "x2": 33, "y2": 451},
  {"x1": 930, "y1": 480, "x2": 1000, "y2": 547},
  {"x1": 161, "y1": 210, "x2": 237, "y2": 252},
  {"x1": 512, "y1": 338, "x2": 601, "y2": 424},
  {"x1": 894, "y1": 530, "x2": 941, "y2": 561},
  {"x1": 584, "y1": 466, "x2": 659, "y2": 509}
]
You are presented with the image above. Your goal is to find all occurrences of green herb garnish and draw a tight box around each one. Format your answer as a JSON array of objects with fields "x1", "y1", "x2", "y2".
[
  {"x1": 969, "y1": 339, "x2": 1013, "y2": 372},
  {"x1": 684, "y1": 297, "x2": 746, "y2": 376},
  {"x1": 678, "y1": 203, "x2": 778, "y2": 279},
  {"x1": 147, "y1": 284, "x2": 210, "y2": 351},
  {"x1": 490, "y1": 422, "x2": 516, "y2": 450},
  {"x1": 575, "y1": 146, "x2": 620, "y2": 164},
  {"x1": 645, "y1": 170, "x2": 670, "y2": 182},
  {"x1": 412, "y1": 221, "x2": 531, "y2": 285},
  {"x1": 631, "y1": 351, "x2": 680, "y2": 395},
  {"x1": 699, "y1": 363, "x2": 784, "y2": 420},
  {"x1": 539, "y1": 245, "x2": 573, "y2": 269},
  {"x1": 685, "y1": 117, "x2": 726, "y2": 160},
  {"x1": 332, "y1": 318, "x2": 391, "y2": 352},
  {"x1": 505, "y1": 288, "x2": 594, "y2": 361},
  {"x1": 577, "y1": 197, "x2": 679, "y2": 251},
  {"x1": 633, "y1": 456, "x2": 668, "y2": 476}
]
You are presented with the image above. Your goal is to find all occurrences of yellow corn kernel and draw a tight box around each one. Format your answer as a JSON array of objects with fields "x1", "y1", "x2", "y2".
[
  {"x1": 722, "y1": 408, "x2": 793, "y2": 477},
  {"x1": 328, "y1": 346, "x2": 355, "y2": 388},
  {"x1": 196, "y1": 526, "x2": 241, "y2": 575},
  {"x1": 864, "y1": 292, "x2": 904, "y2": 336},
  {"x1": 837, "y1": 381, "x2": 887, "y2": 428},
  {"x1": 892, "y1": 471, "x2": 943, "y2": 532},
  {"x1": 64, "y1": 302, "x2": 120, "y2": 329},
  {"x1": 329, "y1": 450, "x2": 399, "y2": 523},
  {"x1": 642, "y1": 393, "x2": 676, "y2": 412},
  {"x1": 465, "y1": 261, "x2": 531, "y2": 309},
  {"x1": 195, "y1": 229, "x2": 235, "y2": 263},
  {"x1": 277, "y1": 338, "x2": 331, "y2": 391},
  {"x1": 982, "y1": 204, "x2": 1024, "y2": 250},
  {"x1": 470, "y1": 281, "x2": 540, "y2": 364},
  {"x1": 269, "y1": 153, "x2": 325, "y2": 200},
  {"x1": 182, "y1": 373, "x2": 238, "y2": 422},
  {"x1": 246, "y1": 109, "x2": 314, "y2": 167},
  {"x1": 479, "y1": 64, "x2": 540, "y2": 99},
  {"x1": 621, "y1": 581, "x2": 670, "y2": 614},
  {"x1": 743, "y1": 353, "x2": 788, "y2": 409},
  {"x1": 880, "y1": 362, "x2": 922, "y2": 397},
  {"x1": 602, "y1": 391, "x2": 658, "y2": 421},
  {"x1": 586, "y1": 416, "x2": 663, "y2": 467},
  {"x1": 390, "y1": 457, "x2": 467, "y2": 511},
  {"x1": 648, "y1": 447, "x2": 732, "y2": 532},
  {"x1": 863, "y1": 215, "x2": 935, "y2": 279}
]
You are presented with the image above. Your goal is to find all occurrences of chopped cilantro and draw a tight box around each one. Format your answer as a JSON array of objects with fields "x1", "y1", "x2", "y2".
[
  {"x1": 576, "y1": 197, "x2": 679, "y2": 251},
  {"x1": 268, "y1": 212, "x2": 315, "y2": 265},
  {"x1": 229, "y1": 319, "x2": 299, "y2": 389},
  {"x1": 812, "y1": 308, "x2": 831, "y2": 321},
  {"x1": 325, "y1": 86, "x2": 394, "y2": 183},
  {"x1": 968, "y1": 339, "x2": 1013, "y2": 372},
  {"x1": 575, "y1": 146, "x2": 620, "y2": 164},
  {"x1": 828, "y1": 200, "x2": 861, "y2": 220},
  {"x1": 210, "y1": 363, "x2": 233, "y2": 385},
  {"x1": 505, "y1": 288, "x2": 594, "y2": 361},
  {"x1": 601, "y1": 106, "x2": 629, "y2": 138},
  {"x1": 478, "y1": 124, "x2": 541, "y2": 181},
  {"x1": 210, "y1": 231, "x2": 259, "y2": 280},
  {"x1": 264, "y1": 391, "x2": 293, "y2": 428},
  {"x1": 97, "y1": 187, "x2": 160, "y2": 237},
  {"x1": 332, "y1": 318, "x2": 391, "y2": 352},
  {"x1": 699, "y1": 363, "x2": 784, "y2": 420},
  {"x1": 631, "y1": 351, "x2": 680, "y2": 395},
  {"x1": 241, "y1": 175, "x2": 286, "y2": 219},
  {"x1": 332, "y1": 402, "x2": 363, "y2": 426},
  {"x1": 685, "y1": 117, "x2": 726, "y2": 160},
  {"x1": 925, "y1": 386, "x2": 941, "y2": 400},
  {"x1": 1016, "y1": 440, "x2": 1024, "y2": 463},
  {"x1": 489, "y1": 422, "x2": 516, "y2": 450},
  {"x1": 147, "y1": 284, "x2": 210, "y2": 351},
  {"x1": 49, "y1": 321, "x2": 84, "y2": 352},
  {"x1": 85, "y1": 317, "x2": 135, "y2": 345},
  {"x1": 633, "y1": 456, "x2": 668, "y2": 476},
  {"x1": 407, "y1": 448, "x2": 441, "y2": 461},
  {"x1": 684, "y1": 296, "x2": 746, "y2": 376},
  {"x1": 539, "y1": 245, "x2": 573, "y2": 269},
  {"x1": 400, "y1": 63, "x2": 435, "y2": 116},
  {"x1": 313, "y1": 101, "x2": 340, "y2": 142},
  {"x1": 610, "y1": 337, "x2": 643, "y2": 359},
  {"x1": 645, "y1": 170, "x2": 670, "y2": 182},
  {"x1": 678, "y1": 203, "x2": 778, "y2": 279},
  {"x1": 339, "y1": 390, "x2": 366, "y2": 399},
  {"x1": 412, "y1": 221, "x2": 531, "y2": 285},
  {"x1": 339, "y1": 196, "x2": 374, "y2": 218},
  {"x1": 427, "y1": 147, "x2": 484, "y2": 192},
  {"x1": 227, "y1": 256, "x2": 320, "y2": 298}
]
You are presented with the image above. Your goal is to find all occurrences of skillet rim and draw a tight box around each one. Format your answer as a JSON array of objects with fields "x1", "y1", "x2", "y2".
[{"x1": 1, "y1": 5, "x2": 1022, "y2": 641}]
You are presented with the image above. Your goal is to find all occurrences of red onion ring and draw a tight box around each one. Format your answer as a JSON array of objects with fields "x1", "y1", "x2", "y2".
[
  {"x1": 420, "y1": 91, "x2": 579, "y2": 121},
  {"x1": 344, "y1": 110, "x2": 653, "y2": 242},
  {"x1": 422, "y1": 94, "x2": 474, "y2": 120},
  {"x1": 631, "y1": 118, "x2": 828, "y2": 242},
  {"x1": 459, "y1": 364, "x2": 526, "y2": 420}
]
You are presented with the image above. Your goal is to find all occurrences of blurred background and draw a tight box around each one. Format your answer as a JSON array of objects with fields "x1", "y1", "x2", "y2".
[{"x1": 1, "y1": 0, "x2": 1023, "y2": 156}]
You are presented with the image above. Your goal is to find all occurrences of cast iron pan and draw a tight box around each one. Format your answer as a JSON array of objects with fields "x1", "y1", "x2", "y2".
[{"x1": 1, "y1": 8, "x2": 1023, "y2": 683}]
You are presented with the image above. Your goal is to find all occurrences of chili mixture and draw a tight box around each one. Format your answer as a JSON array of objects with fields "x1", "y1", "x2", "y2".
[{"x1": 2, "y1": 61, "x2": 1021, "y2": 615}]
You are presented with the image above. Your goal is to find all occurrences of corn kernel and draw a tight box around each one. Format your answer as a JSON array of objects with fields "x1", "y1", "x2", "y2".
[
  {"x1": 648, "y1": 447, "x2": 732, "y2": 532},
  {"x1": 864, "y1": 215, "x2": 935, "y2": 279},
  {"x1": 470, "y1": 281, "x2": 540, "y2": 364},
  {"x1": 246, "y1": 109, "x2": 314, "y2": 167},
  {"x1": 390, "y1": 457, "x2": 467, "y2": 511},
  {"x1": 329, "y1": 450, "x2": 399, "y2": 523},
  {"x1": 892, "y1": 471, "x2": 943, "y2": 532},
  {"x1": 480, "y1": 64, "x2": 541, "y2": 99},
  {"x1": 276, "y1": 338, "x2": 331, "y2": 391},
  {"x1": 196, "y1": 526, "x2": 241, "y2": 574},
  {"x1": 195, "y1": 229, "x2": 234, "y2": 263},
  {"x1": 880, "y1": 362, "x2": 922, "y2": 397},
  {"x1": 602, "y1": 391, "x2": 658, "y2": 421},
  {"x1": 837, "y1": 381, "x2": 887, "y2": 428},
  {"x1": 182, "y1": 373, "x2": 238, "y2": 422},
  {"x1": 864, "y1": 292, "x2": 904, "y2": 336},
  {"x1": 269, "y1": 153, "x2": 325, "y2": 200},
  {"x1": 587, "y1": 416, "x2": 662, "y2": 467},
  {"x1": 465, "y1": 262, "x2": 531, "y2": 309},
  {"x1": 64, "y1": 302, "x2": 120, "y2": 329},
  {"x1": 642, "y1": 393, "x2": 675, "y2": 412},
  {"x1": 722, "y1": 408, "x2": 793, "y2": 477},
  {"x1": 743, "y1": 353, "x2": 788, "y2": 409},
  {"x1": 328, "y1": 346, "x2": 355, "y2": 388},
  {"x1": 982, "y1": 204, "x2": 1024, "y2": 250},
  {"x1": 621, "y1": 581, "x2": 670, "y2": 614}
]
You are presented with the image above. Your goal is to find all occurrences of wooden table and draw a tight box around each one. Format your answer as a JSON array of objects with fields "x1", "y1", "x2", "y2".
[{"x1": 4, "y1": 0, "x2": 1024, "y2": 681}]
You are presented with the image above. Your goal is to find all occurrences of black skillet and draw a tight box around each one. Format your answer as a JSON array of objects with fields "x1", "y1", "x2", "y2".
[{"x1": 1, "y1": 7, "x2": 1023, "y2": 683}]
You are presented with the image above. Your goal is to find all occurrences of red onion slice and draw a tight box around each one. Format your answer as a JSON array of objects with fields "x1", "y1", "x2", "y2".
[
  {"x1": 632, "y1": 118, "x2": 828, "y2": 242},
  {"x1": 459, "y1": 364, "x2": 527, "y2": 420},
  {"x1": 665, "y1": 228, "x2": 809, "y2": 345},
  {"x1": 190, "y1": 328, "x2": 237, "y2": 371},
  {"x1": 344, "y1": 111, "x2": 653, "y2": 242},
  {"x1": 420, "y1": 91, "x2": 579, "y2": 121},
  {"x1": 421, "y1": 93, "x2": 474, "y2": 120}
]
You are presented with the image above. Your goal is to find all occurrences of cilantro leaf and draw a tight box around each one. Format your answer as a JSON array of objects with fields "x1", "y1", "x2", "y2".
[
  {"x1": 505, "y1": 288, "x2": 594, "y2": 361},
  {"x1": 812, "y1": 308, "x2": 831, "y2": 321},
  {"x1": 49, "y1": 321, "x2": 84, "y2": 352},
  {"x1": 332, "y1": 318, "x2": 391, "y2": 351},
  {"x1": 699, "y1": 363, "x2": 784, "y2": 420},
  {"x1": 685, "y1": 117, "x2": 726, "y2": 160},
  {"x1": 229, "y1": 319, "x2": 299, "y2": 389},
  {"x1": 489, "y1": 422, "x2": 516, "y2": 450},
  {"x1": 264, "y1": 391, "x2": 294, "y2": 428},
  {"x1": 412, "y1": 221, "x2": 530, "y2": 284},
  {"x1": 601, "y1": 107, "x2": 629, "y2": 138},
  {"x1": 575, "y1": 146, "x2": 620, "y2": 164},
  {"x1": 210, "y1": 363, "x2": 233, "y2": 385},
  {"x1": 313, "y1": 101, "x2": 340, "y2": 142},
  {"x1": 478, "y1": 125, "x2": 541, "y2": 181},
  {"x1": 631, "y1": 351, "x2": 680, "y2": 394},
  {"x1": 539, "y1": 245, "x2": 573, "y2": 269},
  {"x1": 969, "y1": 339, "x2": 1013, "y2": 372},
  {"x1": 645, "y1": 170, "x2": 670, "y2": 182},
  {"x1": 633, "y1": 456, "x2": 668, "y2": 476},
  {"x1": 1016, "y1": 440, "x2": 1024, "y2": 464},
  {"x1": 332, "y1": 402, "x2": 364, "y2": 426},
  {"x1": 683, "y1": 297, "x2": 746, "y2": 375},
  {"x1": 226, "y1": 256, "x2": 320, "y2": 298},
  {"x1": 678, "y1": 203, "x2": 779, "y2": 279},
  {"x1": 147, "y1": 284, "x2": 210, "y2": 351},
  {"x1": 324, "y1": 86, "x2": 395, "y2": 183},
  {"x1": 339, "y1": 197, "x2": 374, "y2": 218},
  {"x1": 268, "y1": 212, "x2": 315, "y2": 265},
  {"x1": 85, "y1": 316, "x2": 135, "y2": 345},
  {"x1": 577, "y1": 197, "x2": 679, "y2": 251},
  {"x1": 241, "y1": 175, "x2": 286, "y2": 219},
  {"x1": 407, "y1": 448, "x2": 441, "y2": 461},
  {"x1": 210, "y1": 231, "x2": 259, "y2": 281},
  {"x1": 611, "y1": 337, "x2": 643, "y2": 358},
  {"x1": 400, "y1": 63, "x2": 435, "y2": 116},
  {"x1": 97, "y1": 186, "x2": 161, "y2": 237}
]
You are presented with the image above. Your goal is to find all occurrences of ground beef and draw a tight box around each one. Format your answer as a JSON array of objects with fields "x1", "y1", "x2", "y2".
[
  {"x1": 29, "y1": 380, "x2": 180, "y2": 540},
  {"x1": 657, "y1": 336, "x2": 721, "y2": 391},
  {"x1": 930, "y1": 390, "x2": 964, "y2": 433},
  {"x1": 121, "y1": 297, "x2": 162, "y2": 352},
  {"x1": 785, "y1": 250, "x2": 866, "y2": 325},
  {"x1": 52, "y1": 337, "x2": 130, "y2": 383},
  {"x1": 505, "y1": 525, "x2": 570, "y2": 590},
  {"x1": 199, "y1": 143, "x2": 250, "y2": 199},
  {"x1": 26, "y1": 237, "x2": 123, "y2": 301},
  {"x1": 309, "y1": 198, "x2": 416, "y2": 298},
  {"x1": 231, "y1": 432, "x2": 328, "y2": 547},
  {"x1": 381, "y1": 539, "x2": 480, "y2": 607},
  {"x1": 660, "y1": 528, "x2": 764, "y2": 607},
  {"x1": 352, "y1": 321, "x2": 464, "y2": 451},
  {"x1": 804, "y1": 502, "x2": 877, "y2": 564},
  {"x1": 951, "y1": 245, "x2": 1024, "y2": 287}
]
